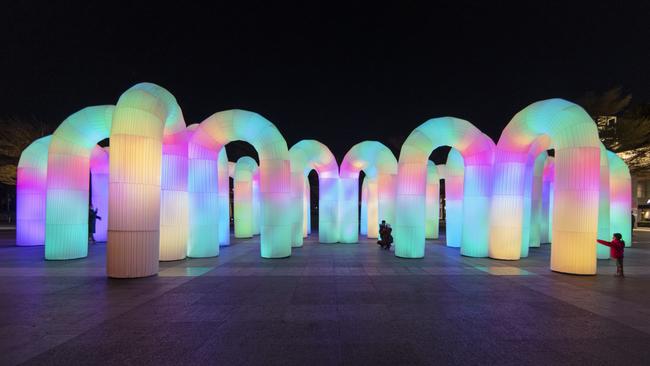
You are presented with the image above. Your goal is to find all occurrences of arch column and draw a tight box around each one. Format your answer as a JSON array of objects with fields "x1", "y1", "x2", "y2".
[
  {"x1": 607, "y1": 151, "x2": 631, "y2": 246},
  {"x1": 425, "y1": 161, "x2": 440, "y2": 240},
  {"x1": 597, "y1": 146, "x2": 611, "y2": 259},
  {"x1": 46, "y1": 106, "x2": 114, "y2": 260},
  {"x1": 234, "y1": 157, "x2": 257, "y2": 238},
  {"x1": 17, "y1": 136, "x2": 51, "y2": 246}
]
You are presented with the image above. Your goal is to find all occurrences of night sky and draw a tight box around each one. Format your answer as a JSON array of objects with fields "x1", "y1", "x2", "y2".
[{"x1": 1, "y1": 1, "x2": 649, "y2": 162}]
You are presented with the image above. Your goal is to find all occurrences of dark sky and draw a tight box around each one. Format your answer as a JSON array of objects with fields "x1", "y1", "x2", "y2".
[{"x1": 1, "y1": 1, "x2": 649, "y2": 162}]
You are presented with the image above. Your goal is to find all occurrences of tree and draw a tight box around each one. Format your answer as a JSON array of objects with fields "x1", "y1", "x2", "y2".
[{"x1": 0, "y1": 115, "x2": 49, "y2": 185}]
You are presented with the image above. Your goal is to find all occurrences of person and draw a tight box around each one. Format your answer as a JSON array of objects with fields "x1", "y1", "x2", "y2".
[
  {"x1": 631, "y1": 211, "x2": 635, "y2": 236},
  {"x1": 89, "y1": 205, "x2": 102, "y2": 244},
  {"x1": 597, "y1": 233, "x2": 625, "y2": 277},
  {"x1": 377, "y1": 221, "x2": 393, "y2": 250}
]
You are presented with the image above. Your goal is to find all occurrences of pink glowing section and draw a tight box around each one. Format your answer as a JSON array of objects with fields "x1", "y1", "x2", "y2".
[
  {"x1": 607, "y1": 151, "x2": 631, "y2": 247},
  {"x1": 17, "y1": 136, "x2": 51, "y2": 246},
  {"x1": 160, "y1": 126, "x2": 189, "y2": 261},
  {"x1": 217, "y1": 147, "x2": 231, "y2": 245},
  {"x1": 45, "y1": 105, "x2": 114, "y2": 260},
  {"x1": 289, "y1": 140, "x2": 340, "y2": 245},
  {"x1": 490, "y1": 99, "x2": 601, "y2": 275},
  {"x1": 339, "y1": 141, "x2": 397, "y2": 243},
  {"x1": 395, "y1": 117, "x2": 494, "y2": 258},
  {"x1": 90, "y1": 146, "x2": 109, "y2": 242}
]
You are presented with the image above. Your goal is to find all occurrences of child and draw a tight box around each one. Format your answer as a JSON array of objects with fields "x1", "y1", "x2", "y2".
[{"x1": 597, "y1": 233, "x2": 625, "y2": 277}]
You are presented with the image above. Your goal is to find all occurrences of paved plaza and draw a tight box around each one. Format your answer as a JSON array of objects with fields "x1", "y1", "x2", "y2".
[{"x1": 1, "y1": 229, "x2": 650, "y2": 365}]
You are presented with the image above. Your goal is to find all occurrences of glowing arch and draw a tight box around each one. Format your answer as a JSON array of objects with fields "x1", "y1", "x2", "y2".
[
  {"x1": 607, "y1": 151, "x2": 631, "y2": 247},
  {"x1": 289, "y1": 140, "x2": 340, "y2": 246},
  {"x1": 436, "y1": 149, "x2": 464, "y2": 247},
  {"x1": 339, "y1": 141, "x2": 398, "y2": 243},
  {"x1": 234, "y1": 156, "x2": 258, "y2": 238},
  {"x1": 16, "y1": 135, "x2": 51, "y2": 246},
  {"x1": 189, "y1": 109, "x2": 291, "y2": 259},
  {"x1": 489, "y1": 99, "x2": 601, "y2": 275},
  {"x1": 187, "y1": 124, "x2": 230, "y2": 247},
  {"x1": 108, "y1": 83, "x2": 186, "y2": 278},
  {"x1": 45, "y1": 105, "x2": 114, "y2": 260},
  {"x1": 425, "y1": 161, "x2": 440, "y2": 240},
  {"x1": 395, "y1": 117, "x2": 494, "y2": 258},
  {"x1": 90, "y1": 146, "x2": 109, "y2": 242}
]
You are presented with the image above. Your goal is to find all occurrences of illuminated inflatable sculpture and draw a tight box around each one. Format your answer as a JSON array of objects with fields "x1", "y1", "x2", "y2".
[
  {"x1": 108, "y1": 83, "x2": 187, "y2": 277},
  {"x1": 289, "y1": 140, "x2": 340, "y2": 246},
  {"x1": 17, "y1": 82, "x2": 635, "y2": 278},
  {"x1": 339, "y1": 141, "x2": 397, "y2": 243},
  {"x1": 489, "y1": 99, "x2": 601, "y2": 275},
  {"x1": 188, "y1": 109, "x2": 291, "y2": 259},
  {"x1": 45, "y1": 105, "x2": 114, "y2": 260},
  {"x1": 16, "y1": 136, "x2": 51, "y2": 246},
  {"x1": 395, "y1": 117, "x2": 494, "y2": 258}
]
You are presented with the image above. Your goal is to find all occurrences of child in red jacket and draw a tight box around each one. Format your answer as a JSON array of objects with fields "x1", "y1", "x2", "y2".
[{"x1": 597, "y1": 233, "x2": 625, "y2": 277}]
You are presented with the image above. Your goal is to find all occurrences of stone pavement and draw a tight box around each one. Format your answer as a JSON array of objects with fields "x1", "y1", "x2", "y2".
[{"x1": 1, "y1": 230, "x2": 649, "y2": 365}]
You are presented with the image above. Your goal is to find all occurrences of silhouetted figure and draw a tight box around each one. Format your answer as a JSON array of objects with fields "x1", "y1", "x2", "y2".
[
  {"x1": 377, "y1": 221, "x2": 393, "y2": 250},
  {"x1": 89, "y1": 205, "x2": 101, "y2": 244},
  {"x1": 597, "y1": 233, "x2": 625, "y2": 277}
]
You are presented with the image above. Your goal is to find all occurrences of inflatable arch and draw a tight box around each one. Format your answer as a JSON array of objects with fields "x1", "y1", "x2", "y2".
[
  {"x1": 436, "y1": 149, "x2": 465, "y2": 247},
  {"x1": 489, "y1": 99, "x2": 601, "y2": 275},
  {"x1": 90, "y1": 146, "x2": 109, "y2": 242},
  {"x1": 289, "y1": 140, "x2": 340, "y2": 246},
  {"x1": 339, "y1": 141, "x2": 398, "y2": 243},
  {"x1": 16, "y1": 135, "x2": 51, "y2": 246},
  {"x1": 607, "y1": 151, "x2": 631, "y2": 247},
  {"x1": 395, "y1": 117, "x2": 494, "y2": 258},
  {"x1": 425, "y1": 161, "x2": 440, "y2": 240},
  {"x1": 108, "y1": 83, "x2": 187, "y2": 278},
  {"x1": 234, "y1": 156, "x2": 258, "y2": 238},
  {"x1": 45, "y1": 105, "x2": 114, "y2": 260},
  {"x1": 188, "y1": 109, "x2": 291, "y2": 259}
]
